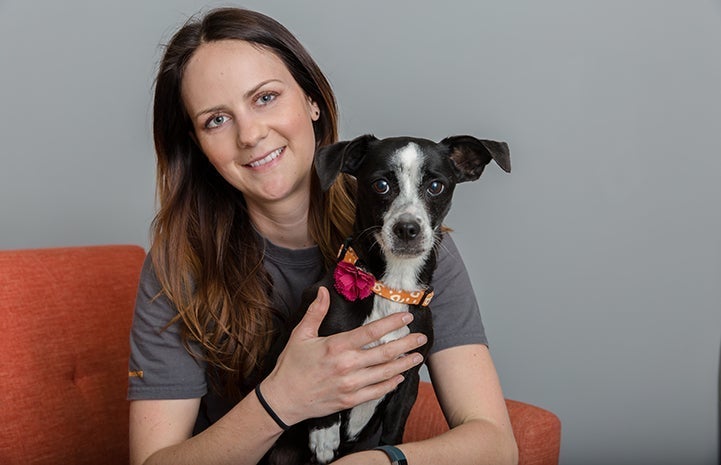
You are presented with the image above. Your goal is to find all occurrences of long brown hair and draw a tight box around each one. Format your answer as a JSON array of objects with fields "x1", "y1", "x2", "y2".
[{"x1": 151, "y1": 7, "x2": 355, "y2": 396}]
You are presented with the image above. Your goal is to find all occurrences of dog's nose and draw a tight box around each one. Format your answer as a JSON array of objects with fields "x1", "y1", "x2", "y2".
[{"x1": 393, "y1": 218, "x2": 420, "y2": 241}]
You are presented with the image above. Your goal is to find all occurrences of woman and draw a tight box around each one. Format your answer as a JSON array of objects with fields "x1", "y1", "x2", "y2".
[{"x1": 128, "y1": 7, "x2": 517, "y2": 465}]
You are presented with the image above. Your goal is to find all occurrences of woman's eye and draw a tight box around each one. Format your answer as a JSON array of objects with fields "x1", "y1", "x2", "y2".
[
  {"x1": 427, "y1": 180, "x2": 445, "y2": 196},
  {"x1": 205, "y1": 114, "x2": 229, "y2": 129},
  {"x1": 372, "y1": 179, "x2": 390, "y2": 194},
  {"x1": 256, "y1": 92, "x2": 278, "y2": 106}
]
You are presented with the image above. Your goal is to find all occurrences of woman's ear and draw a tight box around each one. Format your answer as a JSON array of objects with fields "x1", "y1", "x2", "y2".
[{"x1": 309, "y1": 99, "x2": 320, "y2": 121}]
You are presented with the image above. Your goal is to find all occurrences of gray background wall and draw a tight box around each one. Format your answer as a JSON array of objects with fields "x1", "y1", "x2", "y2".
[{"x1": 1, "y1": 1, "x2": 719, "y2": 464}]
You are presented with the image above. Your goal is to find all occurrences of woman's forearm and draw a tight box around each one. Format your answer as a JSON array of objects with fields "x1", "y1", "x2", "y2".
[
  {"x1": 401, "y1": 419, "x2": 517, "y2": 465},
  {"x1": 135, "y1": 391, "x2": 283, "y2": 465},
  {"x1": 331, "y1": 418, "x2": 517, "y2": 465}
]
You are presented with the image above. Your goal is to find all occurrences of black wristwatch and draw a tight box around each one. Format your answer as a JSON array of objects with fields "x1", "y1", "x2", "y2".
[{"x1": 374, "y1": 445, "x2": 408, "y2": 465}]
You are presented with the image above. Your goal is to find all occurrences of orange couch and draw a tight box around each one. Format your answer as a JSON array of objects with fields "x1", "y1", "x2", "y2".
[{"x1": 0, "y1": 245, "x2": 560, "y2": 465}]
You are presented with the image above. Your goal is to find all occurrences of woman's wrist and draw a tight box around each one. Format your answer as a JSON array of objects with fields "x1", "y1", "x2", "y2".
[
  {"x1": 254, "y1": 378, "x2": 288, "y2": 429},
  {"x1": 257, "y1": 376, "x2": 303, "y2": 428},
  {"x1": 255, "y1": 384, "x2": 290, "y2": 431}
]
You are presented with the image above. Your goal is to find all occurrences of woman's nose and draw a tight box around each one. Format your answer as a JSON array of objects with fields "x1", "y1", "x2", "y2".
[{"x1": 236, "y1": 116, "x2": 268, "y2": 148}]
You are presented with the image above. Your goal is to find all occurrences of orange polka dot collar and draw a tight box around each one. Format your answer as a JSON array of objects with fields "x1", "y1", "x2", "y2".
[{"x1": 334, "y1": 241, "x2": 434, "y2": 307}]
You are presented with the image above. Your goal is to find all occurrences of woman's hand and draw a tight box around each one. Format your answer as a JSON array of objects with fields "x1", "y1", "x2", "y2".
[{"x1": 259, "y1": 286, "x2": 427, "y2": 426}]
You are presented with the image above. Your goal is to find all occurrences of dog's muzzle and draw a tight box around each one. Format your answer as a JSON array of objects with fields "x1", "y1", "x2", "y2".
[{"x1": 386, "y1": 213, "x2": 432, "y2": 258}]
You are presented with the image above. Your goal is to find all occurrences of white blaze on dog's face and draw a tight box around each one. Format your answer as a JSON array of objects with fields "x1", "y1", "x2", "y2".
[{"x1": 376, "y1": 143, "x2": 435, "y2": 262}]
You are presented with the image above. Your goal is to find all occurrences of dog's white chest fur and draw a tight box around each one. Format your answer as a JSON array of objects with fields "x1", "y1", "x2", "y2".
[{"x1": 363, "y1": 299, "x2": 411, "y2": 348}]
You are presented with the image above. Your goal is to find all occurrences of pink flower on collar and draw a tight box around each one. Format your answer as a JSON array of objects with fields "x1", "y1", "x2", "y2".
[{"x1": 333, "y1": 261, "x2": 375, "y2": 301}]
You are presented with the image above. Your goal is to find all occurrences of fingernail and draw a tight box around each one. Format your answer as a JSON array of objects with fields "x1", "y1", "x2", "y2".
[
  {"x1": 417, "y1": 334, "x2": 427, "y2": 345},
  {"x1": 413, "y1": 354, "x2": 423, "y2": 364},
  {"x1": 402, "y1": 313, "x2": 413, "y2": 324}
]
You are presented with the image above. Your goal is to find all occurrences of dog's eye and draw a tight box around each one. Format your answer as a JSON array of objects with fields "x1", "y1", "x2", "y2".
[
  {"x1": 427, "y1": 181, "x2": 445, "y2": 196},
  {"x1": 371, "y1": 179, "x2": 390, "y2": 194}
]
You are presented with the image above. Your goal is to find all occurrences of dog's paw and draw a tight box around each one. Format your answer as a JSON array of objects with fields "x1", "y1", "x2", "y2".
[{"x1": 309, "y1": 422, "x2": 341, "y2": 464}]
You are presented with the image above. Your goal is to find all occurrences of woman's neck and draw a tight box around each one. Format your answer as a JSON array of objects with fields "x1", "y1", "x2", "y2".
[{"x1": 246, "y1": 196, "x2": 314, "y2": 250}]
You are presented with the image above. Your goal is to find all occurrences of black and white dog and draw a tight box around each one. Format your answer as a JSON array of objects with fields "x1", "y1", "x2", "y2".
[{"x1": 266, "y1": 134, "x2": 510, "y2": 465}]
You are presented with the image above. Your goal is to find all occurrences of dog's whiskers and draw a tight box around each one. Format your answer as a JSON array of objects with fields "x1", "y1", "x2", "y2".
[
  {"x1": 355, "y1": 226, "x2": 381, "y2": 246},
  {"x1": 430, "y1": 233, "x2": 454, "y2": 260}
]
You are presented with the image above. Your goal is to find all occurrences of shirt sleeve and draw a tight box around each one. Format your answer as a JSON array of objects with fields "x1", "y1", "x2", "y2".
[
  {"x1": 428, "y1": 233, "x2": 488, "y2": 354},
  {"x1": 127, "y1": 254, "x2": 208, "y2": 400}
]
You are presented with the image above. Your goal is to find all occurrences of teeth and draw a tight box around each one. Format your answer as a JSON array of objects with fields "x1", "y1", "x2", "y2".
[{"x1": 249, "y1": 147, "x2": 283, "y2": 168}]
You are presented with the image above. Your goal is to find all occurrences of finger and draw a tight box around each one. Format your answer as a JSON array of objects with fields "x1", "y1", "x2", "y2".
[
  {"x1": 361, "y1": 333, "x2": 428, "y2": 368},
  {"x1": 343, "y1": 312, "x2": 414, "y2": 349},
  {"x1": 293, "y1": 286, "x2": 330, "y2": 339},
  {"x1": 346, "y1": 374, "x2": 407, "y2": 408},
  {"x1": 349, "y1": 350, "x2": 424, "y2": 391}
]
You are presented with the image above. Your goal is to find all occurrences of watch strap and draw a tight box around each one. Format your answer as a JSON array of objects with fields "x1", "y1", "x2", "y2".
[{"x1": 374, "y1": 445, "x2": 408, "y2": 465}]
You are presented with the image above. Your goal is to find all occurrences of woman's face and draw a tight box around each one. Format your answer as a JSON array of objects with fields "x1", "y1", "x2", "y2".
[{"x1": 181, "y1": 40, "x2": 320, "y2": 207}]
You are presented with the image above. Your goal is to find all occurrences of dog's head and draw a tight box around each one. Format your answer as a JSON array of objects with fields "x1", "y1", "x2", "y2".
[{"x1": 315, "y1": 134, "x2": 510, "y2": 260}]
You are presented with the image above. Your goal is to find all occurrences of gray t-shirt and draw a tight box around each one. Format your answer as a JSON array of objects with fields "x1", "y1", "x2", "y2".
[{"x1": 128, "y1": 233, "x2": 486, "y2": 432}]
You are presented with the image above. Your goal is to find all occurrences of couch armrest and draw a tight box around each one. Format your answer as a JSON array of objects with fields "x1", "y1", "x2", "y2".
[
  {"x1": 0, "y1": 245, "x2": 146, "y2": 465},
  {"x1": 404, "y1": 382, "x2": 561, "y2": 465}
]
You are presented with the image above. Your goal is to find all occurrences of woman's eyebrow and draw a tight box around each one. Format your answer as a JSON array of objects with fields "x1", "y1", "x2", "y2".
[
  {"x1": 194, "y1": 104, "x2": 227, "y2": 119},
  {"x1": 243, "y1": 79, "x2": 282, "y2": 99}
]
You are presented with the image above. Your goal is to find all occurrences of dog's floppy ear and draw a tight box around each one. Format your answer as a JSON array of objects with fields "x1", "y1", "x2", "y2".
[
  {"x1": 441, "y1": 135, "x2": 511, "y2": 182},
  {"x1": 314, "y1": 134, "x2": 377, "y2": 191}
]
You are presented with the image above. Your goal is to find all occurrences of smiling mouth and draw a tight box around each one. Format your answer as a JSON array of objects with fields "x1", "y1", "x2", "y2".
[{"x1": 246, "y1": 147, "x2": 285, "y2": 168}]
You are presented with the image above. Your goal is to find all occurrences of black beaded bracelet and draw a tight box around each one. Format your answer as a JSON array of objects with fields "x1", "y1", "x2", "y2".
[
  {"x1": 374, "y1": 445, "x2": 408, "y2": 465},
  {"x1": 254, "y1": 384, "x2": 290, "y2": 431}
]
